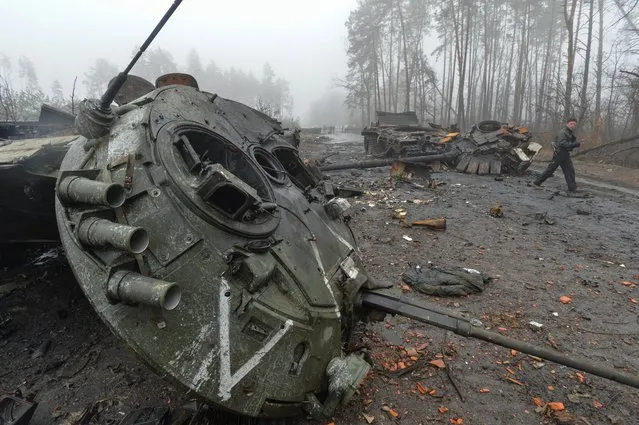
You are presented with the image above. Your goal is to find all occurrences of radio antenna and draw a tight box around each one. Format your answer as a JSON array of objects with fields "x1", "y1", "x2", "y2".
[
  {"x1": 76, "y1": 0, "x2": 185, "y2": 138},
  {"x1": 100, "y1": 0, "x2": 184, "y2": 109}
]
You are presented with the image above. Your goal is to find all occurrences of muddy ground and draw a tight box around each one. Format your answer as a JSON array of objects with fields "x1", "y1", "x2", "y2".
[{"x1": 1, "y1": 132, "x2": 638, "y2": 425}]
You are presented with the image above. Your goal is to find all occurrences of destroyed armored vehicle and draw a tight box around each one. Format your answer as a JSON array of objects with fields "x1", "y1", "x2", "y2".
[
  {"x1": 0, "y1": 104, "x2": 75, "y2": 142},
  {"x1": 2, "y1": 2, "x2": 639, "y2": 422},
  {"x1": 452, "y1": 120, "x2": 542, "y2": 175},
  {"x1": 362, "y1": 111, "x2": 448, "y2": 157},
  {"x1": 361, "y1": 112, "x2": 542, "y2": 175}
]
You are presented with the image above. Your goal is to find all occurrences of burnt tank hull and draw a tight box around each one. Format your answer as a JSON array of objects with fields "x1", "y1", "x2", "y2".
[
  {"x1": 0, "y1": 135, "x2": 76, "y2": 243},
  {"x1": 362, "y1": 114, "x2": 542, "y2": 175}
]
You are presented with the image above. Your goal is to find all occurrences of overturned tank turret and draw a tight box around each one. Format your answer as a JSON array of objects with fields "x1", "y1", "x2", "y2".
[{"x1": 56, "y1": 81, "x2": 376, "y2": 418}]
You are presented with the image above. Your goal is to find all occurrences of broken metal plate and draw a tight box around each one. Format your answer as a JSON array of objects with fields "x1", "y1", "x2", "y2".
[
  {"x1": 0, "y1": 395, "x2": 37, "y2": 425},
  {"x1": 0, "y1": 135, "x2": 77, "y2": 166}
]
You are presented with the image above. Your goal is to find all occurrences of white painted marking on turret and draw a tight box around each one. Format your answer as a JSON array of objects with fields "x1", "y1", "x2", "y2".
[
  {"x1": 309, "y1": 240, "x2": 341, "y2": 317},
  {"x1": 191, "y1": 323, "x2": 215, "y2": 389},
  {"x1": 217, "y1": 278, "x2": 294, "y2": 401},
  {"x1": 309, "y1": 208, "x2": 355, "y2": 252},
  {"x1": 327, "y1": 225, "x2": 354, "y2": 251},
  {"x1": 218, "y1": 279, "x2": 232, "y2": 397}
]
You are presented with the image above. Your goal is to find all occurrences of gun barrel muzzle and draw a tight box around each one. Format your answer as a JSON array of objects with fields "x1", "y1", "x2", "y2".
[
  {"x1": 58, "y1": 176, "x2": 126, "y2": 208},
  {"x1": 107, "y1": 270, "x2": 181, "y2": 310},
  {"x1": 77, "y1": 217, "x2": 149, "y2": 254}
]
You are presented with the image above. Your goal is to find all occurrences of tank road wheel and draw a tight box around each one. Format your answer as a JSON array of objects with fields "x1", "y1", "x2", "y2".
[
  {"x1": 365, "y1": 135, "x2": 388, "y2": 156},
  {"x1": 476, "y1": 120, "x2": 502, "y2": 133}
]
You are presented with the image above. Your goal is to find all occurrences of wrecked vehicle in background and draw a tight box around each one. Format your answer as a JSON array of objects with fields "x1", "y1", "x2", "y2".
[
  {"x1": 0, "y1": 133, "x2": 77, "y2": 243},
  {"x1": 454, "y1": 120, "x2": 542, "y2": 175},
  {"x1": 0, "y1": 103, "x2": 77, "y2": 244},
  {"x1": 0, "y1": 104, "x2": 75, "y2": 142},
  {"x1": 360, "y1": 112, "x2": 542, "y2": 175},
  {"x1": 362, "y1": 111, "x2": 446, "y2": 157}
]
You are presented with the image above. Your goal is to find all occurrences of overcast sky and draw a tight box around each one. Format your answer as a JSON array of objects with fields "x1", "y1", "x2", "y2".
[{"x1": 1, "y1": 0, "x2": 358, "y2": 120}]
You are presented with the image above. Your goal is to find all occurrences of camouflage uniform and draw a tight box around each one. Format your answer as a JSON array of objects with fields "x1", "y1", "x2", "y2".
[{"x1": 534, "y1": 123, "x2": 580, "y2": 191}]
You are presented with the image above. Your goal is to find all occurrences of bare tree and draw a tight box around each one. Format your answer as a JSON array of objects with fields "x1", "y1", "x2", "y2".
[
  {"x1": 564, "y1": 0, "x2": 579, "y2": 118},
  {"x1": 593, "y1": 0, "x2": 604, "y2": 143},
  {"x1": 84, "y1": 58, "x2": 119, "y2": 98}
]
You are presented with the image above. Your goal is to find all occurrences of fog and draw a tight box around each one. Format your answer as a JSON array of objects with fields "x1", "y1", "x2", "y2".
[{"x1": 1, "y1": 0, "x2": 357, "y2": 125}]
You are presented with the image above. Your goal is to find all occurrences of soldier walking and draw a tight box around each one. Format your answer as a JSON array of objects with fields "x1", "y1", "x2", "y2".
[{"x1": 534, "y1": 117, "x2": 581, "y2": 192}]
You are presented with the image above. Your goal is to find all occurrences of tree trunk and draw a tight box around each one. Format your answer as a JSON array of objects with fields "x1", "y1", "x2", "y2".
[
  {"x1": 395, "y1": 26, "x2": 401, "y2": 113},
  {"x1": 388, "y1": 13, "x2": 394, "y2": 112},
  {"x1": 578, "y1": 0, "x2": 594, "y2": 128},
  {"x1": 502, "y1": 10, "x2": 517, "y2": 120},
  {"x1": 564, "y1": 0, "x2": 579, "y2": 119},
  {"x1": 480, "y1": 2, "x2": 491, "y2": 120},
  {"x1": 378, "y1": 35, "x2": 388, "y2": 111},
  {"x1": 512, "y1": 5, "x2": 529, "y2": 124},
  {"x1": 536, "y1": 0, "x2": 557, "y2": 130},
  {"x1": 447, "y1": 40, "x2": 457, "y2": 126},
  {"x1": 440, "y1": 32, "x2": 448, "y2": 123},
  {"x1": 374, "y1": 33, "x2": 381, "y2": 112},
  {"x1": 396, "y1": 0, "x2": 411, "y2": 112},
  {"x1": 451, "y1": 0, "x2": 469, "y2": 128},
  {"x1": 594, "y1": 0, "x2": 604, "y2": 143}
]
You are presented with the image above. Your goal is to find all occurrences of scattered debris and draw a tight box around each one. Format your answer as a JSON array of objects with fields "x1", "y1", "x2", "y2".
[
  {"x1": 334, "y1": 186, "x2": 364, "y2": 197},
  {"x1": 392, "y1": 209, "x2": 407, "y2": 219},
  {"x1": 391, "y1": 207, "x2": 446, "y2": 230},
  {"x1": 31, "y1": 248, "x2": 61, "y2": 266},
  {"x1": 429, "y1": 359, "x2": 446, "y2": 369},
  {"x1": 547, "y1": 402, "x2": 565, "y2": 411},
  {"x1": 0, "y1": 314, "x2": 16, "y2": 339},
  {"x1": 362, "y1": 412, "x2": 375, "y2": 423},
  {"x1": 402, "y1": 263, "x2": 491, "y2": 296},
  {"x1": 0, "y1": 394, "x2": 37, "y2": 425},
  {"x1": 118, "y1": 406, "x2": 170, "y2": 425},
  {"x1": 60, "y1": 398, "x2": 115, "y2": 425},
  {"x1": 489, "y1": 204, "x2": 504, "y2": 217},
  {"x1": 30, "y1": 338, "x2": 51, "y2": 359},
  {"x1": 390, "y1": 160, "x2": 432, "y2": 182},
  {"x1": 411, "y1": 217, "x2": 447, "y2": 230},
  {"x1": 412, "y1": 198, "x2": 434, "y2": 205},
  {"x1": 417, "y1": 382, "x2": 428, "y2": 394},
  {"x1": 529, "y1": 321, "x2": 544, "y2": 331},
  {"x1": 522, "y1": 212, "x2": 556, "y2": 226},
  {"x1": 381, "y1": 404, "x2": 399, "y2": 418}
]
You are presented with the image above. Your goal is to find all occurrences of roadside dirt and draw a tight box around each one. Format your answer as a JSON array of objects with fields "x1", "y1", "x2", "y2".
[
  {"x1": 1, "y1": 133, "x2": 638, "y2": 425},
  {"x1": 533, "y1": 158, "x2": 639, "y2": 192},
  {"x1": 300, "y1": 134, "x2": 639, "y2": 425}
]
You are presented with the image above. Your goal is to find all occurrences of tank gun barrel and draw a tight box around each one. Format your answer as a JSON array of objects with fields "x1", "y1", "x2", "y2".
[
  {"x1": 99, "y1": 0, "x2": 184, "y2": 110},
  {"x1": 359, "y1": 290, "x2": 639, "y2": 389},
  {"x1": 319, "y1": 152, "x2": 459, "y2": 172}
]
